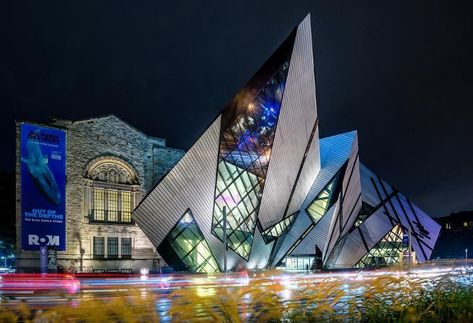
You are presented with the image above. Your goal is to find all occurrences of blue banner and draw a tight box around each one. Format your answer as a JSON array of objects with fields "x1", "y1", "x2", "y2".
[
  {"x1": 402, "y1": 233, "x2": 409, "y2": 247},
  {"x1": 21, "y1": 124, "x2": 66, "y2": 251}
]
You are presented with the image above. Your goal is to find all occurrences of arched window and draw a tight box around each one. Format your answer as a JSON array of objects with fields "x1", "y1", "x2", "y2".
[{"x1": 84, "y1": 156, "x2": 140, "y2": 223}]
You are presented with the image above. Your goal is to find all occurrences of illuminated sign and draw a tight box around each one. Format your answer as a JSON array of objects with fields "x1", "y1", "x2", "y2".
[{"x1": 20, "y1": 124, "x2": 66, "y2": 251}]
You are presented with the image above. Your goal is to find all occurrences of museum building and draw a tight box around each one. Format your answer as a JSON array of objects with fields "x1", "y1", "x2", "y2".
[
  {"x1": 16, "y1": 15, "x2": 441, "y2": 274},
  {"x1": 133, "y1": 15, "x2": 441, "y2": 272},
  {"x1": 16, "y1": 115, "x2": 184, "y2": 273}
]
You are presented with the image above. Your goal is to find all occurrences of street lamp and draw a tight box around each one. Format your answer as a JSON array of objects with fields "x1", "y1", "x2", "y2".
[
  {"x1": 408, "y1": 227, "x2": 412, "y2": 271},
  {"x1": 466, "y1": 248, "x2": 468, "y2": 260},
  {"x1": 8, "y1": 254, "x2": 14, "y2": 268},
  {"x1": 222, "y1": 206, "x2": 227, "y2": 276}
]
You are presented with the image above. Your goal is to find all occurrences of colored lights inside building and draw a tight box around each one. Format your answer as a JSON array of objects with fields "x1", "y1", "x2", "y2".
[
  {"x1": 354, "y1": 225, "x2": 407, "y2": 268},
  {"x1": 306, "y1": 171, "x2": 342, "y2": 225},
  {"x1": 211, "y1": 62, "x2": 290, "y2": 260},
  {"x1": 160, "y1": 210, "x2": 219, "y2": 273}
]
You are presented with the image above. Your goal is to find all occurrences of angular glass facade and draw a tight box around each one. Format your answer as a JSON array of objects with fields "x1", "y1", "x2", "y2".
[
  {"x1": 354, "y1": 202, "x2": 376, "y2": 227},
  {"x1": 354, "y1": 224, "x2": 407, "y2": 268},
  {"x1": 212, "y1": 61, "x2": 290, "y2": 260},
  {"x1": 306, "y1": 172, "x2": 341, "y2": 224},
  {"x1": 132, "y1": 16, "x2": 441, "y2": 273},
  {"x1": 163, "y1": 210, "x2": 219, "y2": 273},
  {"x1": 262, "y1": 212, "x2": 298, "y2": 243}
]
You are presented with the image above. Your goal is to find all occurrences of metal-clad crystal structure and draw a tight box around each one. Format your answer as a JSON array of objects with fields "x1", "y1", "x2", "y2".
[
  {"x1": 306, "y1": 170, "x2": 342, "y2": 225},
  {"x1": 212, "y1": 62, "x2": 290, "y2": 260},
  {"x1": 133, "y1": 15, "x2": 440, "y2": 273},
  {"x1": 262, "y1": 212, "x2": 298, "y2": 243},
  {"x1": 158, "y1": 210, "x2": 219, "y2": 273},
  {"x1": 354, "y1": 225, "x2": 406, "y2": 268}
]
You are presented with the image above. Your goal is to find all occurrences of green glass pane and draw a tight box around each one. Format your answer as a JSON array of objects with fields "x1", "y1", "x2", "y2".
[
  {"x1": 211, "y1": 61, "x2": 290, "y2": 260},
  {"x1": 262, "y1": 212, "x2": 297, "y2": 243},
  {"x1": 239, "y1": 172, "x2": 253, "y2": 191},
  {"x1": 354, "y1": 225, "x2": 407, "y2": 269},
  {"x1": 306, "y1": 173, "x2": 341, "y2": 224},
  {"x1": 165, "y1": 210, "x2": 219, "y2": 273}
]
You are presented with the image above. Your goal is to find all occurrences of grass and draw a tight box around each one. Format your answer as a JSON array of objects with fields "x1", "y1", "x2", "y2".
[{"x1": 0, "y1": 269, "x2": 472, "y2": 322}]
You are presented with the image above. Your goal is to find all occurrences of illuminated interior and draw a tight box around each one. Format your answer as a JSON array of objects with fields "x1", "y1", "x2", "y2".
[
  {"x1": 354, "y1": 224, "x2": 407, "y2": 268},
  {"x1": 285, "y1": 256, "x2": 315, "y2": 270},
  {"x1": 354, "y1": 202, "x2": 376, "y2": 227},
  {"x1": 262, "y1": 212, "x2": 298, "y2": 243},
  {"x1": 91, "y1": 188, "x2": 132, "y2": 223},
  {"x1": 211, "y1": 61, "x2": 290, "y2": 260},
  {"x1": 162, "y1": 210, "x2": 219, "y2": 273},
  {"x1": 306, "y1": 172, "x2": 341, "y2": 224}
]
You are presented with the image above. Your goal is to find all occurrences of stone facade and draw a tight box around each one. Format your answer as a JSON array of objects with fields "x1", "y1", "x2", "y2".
[{"x1": 15, "y1": 115, "x2": 184, "y2": 273}]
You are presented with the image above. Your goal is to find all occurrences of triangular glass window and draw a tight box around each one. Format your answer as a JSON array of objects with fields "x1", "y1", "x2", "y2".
[
  {"x1": 353, "y1": 224, "x2": 408, "y2": 269},
  {"x1": 354, "y1": 202, "x2": 376, "y2": 228},
  {"x1": 306, "y1": 171, "x2": 342, "y2": 224},
  {"x1": 262, "y1": 212, "x2": 298, "y2": 244},
  {"x1": 161, "y1": 210, "x2": 219, "y2": 273}
]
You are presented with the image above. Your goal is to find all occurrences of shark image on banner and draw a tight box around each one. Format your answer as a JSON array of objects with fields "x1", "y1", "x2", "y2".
[{"x1": 22, "y1": 134, "x2": 61, "y2": 205}]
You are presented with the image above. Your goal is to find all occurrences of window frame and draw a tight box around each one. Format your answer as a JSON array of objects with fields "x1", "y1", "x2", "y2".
[
  {"x1": 107, "y1": 237, "x2": 119, "y2": 259},
  {"x1": 93, "y1": 237, "x2": 105, "y2": 259},
  {"x1": 121, "y1": 237, "x2": 132, "y2": 259},
  {"x1": 89, "y1": 183, "x2": 136, "y2": 224}
]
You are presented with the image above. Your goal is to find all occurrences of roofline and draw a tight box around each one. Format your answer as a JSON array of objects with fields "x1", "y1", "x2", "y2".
[
  {"x1": 18, "y1": 114, "x2": 177, "y2": 148},
  {"x1": 319, "y1": 130, "x2": 358, "y2": 142},
  {"x1": 69, "y1": 114, "x2": 163, "y2": 141}
]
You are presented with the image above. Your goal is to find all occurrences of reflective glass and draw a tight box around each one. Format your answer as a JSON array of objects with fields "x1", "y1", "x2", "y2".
[
  {"x1": 262, "y1": 212, "x2": 298, "y2": 243},
  {"x1": 121, "y1": 191, "x2": 132, "y2": 222},
  {"x1": 121, "y1": 237, "x2": 132, "y2": 258},
  {"x1": 354, "y1": 202, "x2": 376, "y2": 227},
  {"x1": 165, "y1": 210, "x2": 219, "y2": 273},
  {"x1": 107, "y1": 237, "x2": 118, "y2": 258},
  {"x1": 354, "y1": 224, "x2": 407, "y2": 268},
  {"x1": 306, "y1": 172, "x2": 341, "y2": 224},
  {"x1": 212, "y1": 61, "x2": 290, "y2": 260},
  {"x1": 108, "y1": 190, "x2": 118, "y2": 222},
  {"x1": 93, "y1": 237, "x2": 104, "y2": 258},
  {"x1": 93, "y1": 189, "x2": 105, "y2": 221}
]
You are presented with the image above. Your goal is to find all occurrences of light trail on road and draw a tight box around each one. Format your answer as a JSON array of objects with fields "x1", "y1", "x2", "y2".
[{"x1": 0, "y1": 263, "x2": 472, "y2": 321}]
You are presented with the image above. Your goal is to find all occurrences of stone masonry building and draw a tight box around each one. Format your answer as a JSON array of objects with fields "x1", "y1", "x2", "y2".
[{"x1": 16, "y1": 115, "x2": 184, "y2": 273}]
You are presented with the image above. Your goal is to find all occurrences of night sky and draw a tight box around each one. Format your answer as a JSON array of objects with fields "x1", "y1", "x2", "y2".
[{"x1": 2, "y1": 1, "x2": 472, "y2": 217}]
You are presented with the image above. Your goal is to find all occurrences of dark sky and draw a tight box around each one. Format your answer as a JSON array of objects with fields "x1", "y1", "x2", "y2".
[{"x1": 2, "y1": 1, "x2": 472, "y2": 217}]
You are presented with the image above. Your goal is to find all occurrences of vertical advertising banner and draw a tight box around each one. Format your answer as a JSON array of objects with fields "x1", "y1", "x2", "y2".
[{"x1": 21, "y1": 124, "x2": 66, "y2": 251}]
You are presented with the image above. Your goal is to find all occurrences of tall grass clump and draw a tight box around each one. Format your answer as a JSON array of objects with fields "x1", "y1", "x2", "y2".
[
  {"x1": 0, "y1": 289, "x2": 158, "y2": 323},
  {"x1": 0, "y1": 269, "x2": 471, "y2": 322}
]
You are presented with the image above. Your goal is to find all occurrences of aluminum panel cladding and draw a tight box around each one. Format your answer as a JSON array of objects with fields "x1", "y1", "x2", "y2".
[
  {"x1": 359, "y1": 163, "x2": 395, "y2": 208},
  {"x1": 258, "y1": 14, "x2": 320, "y2": 231},
  {"x1": 131, "y1": 11, "x2": 442, "y2": 271},
  {"x1": 398, "y1": 194, "x2": 440, "y2": 257},
  {"x1": 247, "y1": 225, "x2": 275, "y2": 270},
  {"x1": 132, "y1": 117, "x2": 234, "y2": 270},
  {"x1": 291, "y1": 205, "x2": 337, "y2": 256},
  {"x1": 382, "y1": 192, "x2": 440, "y2": 262},
  {"x1": 270, "y1": 131, "x2": 355, "y2": 267},
  {"x1": 323, "y1": 133, "x2": 362, "y2": 264},
  {"x1": 311, "y1": 203, "x2": 338, "y2": 256},
  {"x1": 271, "y1": 211, "x2": 314, "y2": 267},
  {"x1": 332, "y1": 207, "x2": 394, "y2": 268},
  {"x1": 211, "y1": 23, "x2": 297, "y2": 262},
  {"x1": 360, "y1": 163, "x2": 440, "y2": 263},
  {"x1": 285, "y1": 126, "x2": 320, "y2": 217}
]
